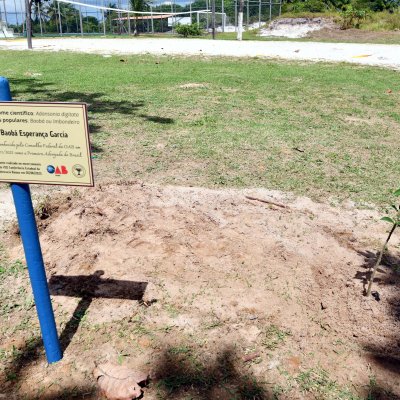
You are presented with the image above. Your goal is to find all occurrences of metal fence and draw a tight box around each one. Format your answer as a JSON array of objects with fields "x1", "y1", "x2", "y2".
[{"x1": 0, "y1": 0, "x2": 282, "y2": 37}]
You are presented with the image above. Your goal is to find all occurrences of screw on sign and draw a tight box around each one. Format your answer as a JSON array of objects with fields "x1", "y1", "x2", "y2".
[{"x1": 0, "y1": 76, "x2": 94, "y2": 363}]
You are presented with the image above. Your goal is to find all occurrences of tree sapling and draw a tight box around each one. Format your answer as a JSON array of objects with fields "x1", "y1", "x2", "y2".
[{"x1": 366, "y1": 188, "x2": 400, "y2": 297}]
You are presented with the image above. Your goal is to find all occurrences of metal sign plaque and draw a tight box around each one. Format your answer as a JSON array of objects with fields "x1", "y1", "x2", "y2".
[{"x1": 0, "y1": 102, "x2": 94, "y2": 186}]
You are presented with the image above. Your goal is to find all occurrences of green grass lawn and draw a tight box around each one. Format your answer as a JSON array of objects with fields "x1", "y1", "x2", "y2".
[{"x1": 1, "y1": 51, "x2": 399, "y2": 207}]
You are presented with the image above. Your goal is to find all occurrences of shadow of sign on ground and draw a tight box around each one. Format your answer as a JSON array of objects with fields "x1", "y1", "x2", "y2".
[{"x1": 48, "y1": 270, "x2": 148, "y2": 352}]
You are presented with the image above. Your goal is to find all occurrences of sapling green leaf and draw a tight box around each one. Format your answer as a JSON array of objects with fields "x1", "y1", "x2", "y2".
[
  {"x1": 366, "y1": 188, "x2": 400, "y2": 297},
  {"x1": 381, "y1": 216, "x2": 395, "y2": 224}
]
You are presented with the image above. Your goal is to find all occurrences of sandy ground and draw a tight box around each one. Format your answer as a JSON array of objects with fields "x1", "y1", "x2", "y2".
[
  {"x1": 260, "y1": 18, "x2": 336, "y2": 39},
  {"x1": 0, "y1": 37, "x2": 400, "y2": 69},
  {"x1": 1, "y1": 182, "x2": 399, "y2": 399},
  {"x1": 0, "y1": 185, "x2": 65, "y2": 229}
]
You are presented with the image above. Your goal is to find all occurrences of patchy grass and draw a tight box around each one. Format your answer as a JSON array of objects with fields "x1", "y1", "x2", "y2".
[
  {"x1": 295, "y1": 368, "x2": 361, "y2": 399},
  {"x1": 155, "y1": 345, "x2": 267, "y2": 399},
  {"x1": 1, "y1": 51, "x2": 400, "y2": 207},
  {"x1": 0, "y1": 258, "x2": 24, "y2": 280},
  {"x1": 262, "y1": 325, "x2": 291, "y2": 350}
]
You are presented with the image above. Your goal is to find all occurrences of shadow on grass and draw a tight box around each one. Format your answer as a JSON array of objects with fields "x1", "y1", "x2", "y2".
[
  {"x1": 0, "y1": 336, "x2": 43, "y2": 390},
  {"x1": 23, "y1": 385, "x2": 98, "y2": 400},
  {"x1": 0, "y1": 339, "x2": 98, "y2": 399},
  {"x1": 0, "y1": 271, "x2": 148, "y2": 396},
  {"x1": 8, "y1": 78, "x2": 55, "y2": 97},
  {"x1": 8, "y1": 77, "x2": 175, "y2": 120},
  {"x1": 7, "y1": 77, "x2": 175, "y2": 153},
  {"x1": 49, "y1": 91, "x2": 144, "y2": 116},
  {"x1": 48, "y1": 270, "x2": 148, "y2": 353},
  {"x1": 87, "y1": 123, "x2": 104, "y2": 154},
  {"x1": 8, "y1": 78, "x2": 144, "y2": 116},
  {"x1": 153, "y1": 346, "x2": 268, "y2": 399},
  {"x1": 140, "y1": 114, "x2": 174, "y2": 124},
  {"x1": 3, "y1": 334, "x2": 400, "y2": 399}
]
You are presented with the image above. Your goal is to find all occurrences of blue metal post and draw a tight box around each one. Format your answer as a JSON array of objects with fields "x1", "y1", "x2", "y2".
[{"x1": 0, "y1": 77, "x2": 62, "y2": 363}]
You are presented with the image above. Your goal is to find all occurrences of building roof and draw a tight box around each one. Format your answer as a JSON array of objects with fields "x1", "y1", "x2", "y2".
[{"x1": 114, "y1": 14, "x2": 174, "y2": 21}]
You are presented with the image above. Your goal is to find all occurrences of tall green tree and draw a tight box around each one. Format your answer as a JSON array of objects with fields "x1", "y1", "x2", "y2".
[
  {"x1": 104, "y1": 3, "x2": 118, "y2": 33},
  {"x1": 129, "y1": 0, "x2": 151, "y2": 34},
  {"x1": 41, "y1": 1, "x2": 81, "y2": 33}
]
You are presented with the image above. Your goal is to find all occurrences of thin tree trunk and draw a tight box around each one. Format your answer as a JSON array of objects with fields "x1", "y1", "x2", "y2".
[
  {"x1": 57, "y1": 1, "x2": 62, "y2": 36},
  {"x1": 25, "y1": 0, "x2": 32, "y2": 48},
  {"x1": 38, "y1": 2, "x2": 43, "y2": 35},
  {"x1": 366, "y1": 224, "x2": 397, "y2": 296}
]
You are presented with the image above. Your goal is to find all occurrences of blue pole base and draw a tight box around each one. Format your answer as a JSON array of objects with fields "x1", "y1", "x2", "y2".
[
  {"x1": 11, "y1": 184, "x2": 63, "y2": 364},
  {"x1": 1, "y1": 76, "x2": 62, "y2": 363}
]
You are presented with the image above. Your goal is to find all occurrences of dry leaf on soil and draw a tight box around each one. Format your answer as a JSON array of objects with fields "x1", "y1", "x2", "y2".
[{"x1": 93, "y1": 362, "x2": 148, "y2": 400}]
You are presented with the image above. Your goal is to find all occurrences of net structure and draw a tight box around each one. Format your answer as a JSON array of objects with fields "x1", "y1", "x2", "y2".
[{"x1": 1, "y1": 0, "x2": 282, "y2": 37}]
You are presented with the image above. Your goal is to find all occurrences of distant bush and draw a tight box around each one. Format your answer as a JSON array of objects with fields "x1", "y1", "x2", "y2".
[
  {"x1": 293, "y1": 0, "x2": 327, "y2": 12},
  {"x1": 282, "y1": 0, "x2": 399, "y2": 15},
  {"x1": 340, "y1": 5, "x2": 369, "y2": 28},
  {"x1": 354, "y1": 0, "x2": 400, "y2": 11},
  {"x1": 279, "y1": 10, "x2": 338, "y2": 18},
  {"x1": 360, "y1": 10, "x2": 400, "y2": 29},
  {"x1": 282, "y1": 0, "x2": 349, "y2": 13},
  {"x1": 175, "y1": 23, "x2": 202, "y2": 37}
]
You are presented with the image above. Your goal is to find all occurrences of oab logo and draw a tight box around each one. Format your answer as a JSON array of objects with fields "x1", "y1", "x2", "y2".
[{"x1": 47, "y1": 165, "x2": 68, "y2": 175}]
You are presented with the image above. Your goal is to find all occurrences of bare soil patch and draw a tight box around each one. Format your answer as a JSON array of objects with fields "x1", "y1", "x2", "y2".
[
  {"x1": 1, "y1": 182, "x2": 400, "y2": 399},
  {"x1": 308, "y1": 27, "x2": 400, "y2": 44},
  {"x1": 178, "y1": 83, "x2": 208, "y2": 89}
]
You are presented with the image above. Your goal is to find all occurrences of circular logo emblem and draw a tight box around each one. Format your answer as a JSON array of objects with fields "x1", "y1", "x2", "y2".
[
  {"x1": 72, "y1": 164, "x2": 86, "y2": 178},
  {"x1": 47, "y1": 165, "x2": 55, "y2": 174}
]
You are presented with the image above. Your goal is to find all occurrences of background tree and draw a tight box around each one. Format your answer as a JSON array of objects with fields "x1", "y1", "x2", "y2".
[
  {"x1": 104, "y1": 3, "x2": 118, "y2": 33},
  {"x1": 33, "y1": 1, "x2": 80, "y2": 33},
  {"x1": 129, "y1": 0, "x2": 151, "y2": 35}
]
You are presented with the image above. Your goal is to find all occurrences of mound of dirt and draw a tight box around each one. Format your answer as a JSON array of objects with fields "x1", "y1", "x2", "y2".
[
  {"x1": 4, "y1": 182, "x2": 400, "y2": 398},
  {"x1": 260, "y1": 17, "x2": 336, "y2": 38}
]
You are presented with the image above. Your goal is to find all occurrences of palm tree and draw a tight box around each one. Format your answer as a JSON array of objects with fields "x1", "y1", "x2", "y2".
[
  {"x1": 42, "y1": 1, "x2": 80, "y2": 33},
  {"x1": 129, "y1": 0, "x2": 151, "y2": 35},
  {"x1": 104, "y1": 3, "x2": 118, "y2": 33}
]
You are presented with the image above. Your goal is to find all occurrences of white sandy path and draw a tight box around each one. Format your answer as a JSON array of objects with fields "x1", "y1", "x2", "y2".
[{"x1": 1, "y1": 37, "x2": 400, "y2": 69}]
